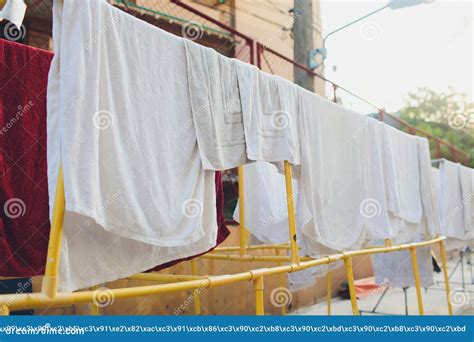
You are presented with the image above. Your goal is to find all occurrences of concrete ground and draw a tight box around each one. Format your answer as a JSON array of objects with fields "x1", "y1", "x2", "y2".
[{"x1": 292, "y1": 251, "x2": 474, "y2": 315}]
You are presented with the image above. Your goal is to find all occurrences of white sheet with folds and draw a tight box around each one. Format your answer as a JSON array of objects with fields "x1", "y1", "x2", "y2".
[{"x1": 48, "y1": 0, "x2": 217, "y2": 291}]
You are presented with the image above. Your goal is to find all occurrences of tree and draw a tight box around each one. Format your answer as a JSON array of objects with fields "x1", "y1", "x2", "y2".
[{"x1": 399, "y1": 87, "x2": 474, "y2": 167}]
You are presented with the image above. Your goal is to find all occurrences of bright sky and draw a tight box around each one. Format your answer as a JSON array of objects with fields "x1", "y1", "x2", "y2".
[{"x1": 319, "y1": 0, "x2": 473, "y2": 114}]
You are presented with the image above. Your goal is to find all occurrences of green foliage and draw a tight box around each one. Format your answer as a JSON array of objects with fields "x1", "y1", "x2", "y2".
[{"x1": 399, "y1": 87, "x2": 474, "y2": 167}]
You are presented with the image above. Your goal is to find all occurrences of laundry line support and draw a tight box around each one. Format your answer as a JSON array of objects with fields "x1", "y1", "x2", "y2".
[
  {"x1": 254, "y1": 276, "x2": 265, "y2": 315},
  {"x1": 344, "y1": 256, "x2": 359, "y2": 315},
  {"x1": 0, "y1": 236, "x2": 449, "y2": 313},
  {"x1": 238, "y1": 166, "x2": 247, "y2": 257},
  {"x1": 409, "y1": 246, "x2": 424, "y2": 315},
  {"x1": 327, "y1": 271, "x2": 332, "y2": 316},
  {"x1": 439, "y1": 240, "x2": 453, "y2": 315},
  {"x1": 41, "y1": 164, "x2": 66, "y2": 299},
  {"x1": 276, "y1": 248, "x2": 287, "y2": 315},
  {"x1": 0, "y1": 305, "x2": 9, "y2": 316},
  {"x1": 284, "y1": 161, "x2": 300, "y2": 264},
  {"x1": 91, "y1": 285, "x2": 100, "y2": 316},
  {"x1": 191, "y1": 259, "x2": 202, "y2": 315}
]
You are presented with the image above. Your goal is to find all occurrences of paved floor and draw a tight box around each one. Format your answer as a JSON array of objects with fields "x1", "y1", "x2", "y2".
[{"x1": 292, "y1": 251, "x2": 474, "y2": 315}]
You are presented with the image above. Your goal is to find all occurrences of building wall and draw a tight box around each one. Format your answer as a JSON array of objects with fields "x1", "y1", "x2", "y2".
[{"x1": 182, "y1": 0, "x2": 326, "y2": 95}]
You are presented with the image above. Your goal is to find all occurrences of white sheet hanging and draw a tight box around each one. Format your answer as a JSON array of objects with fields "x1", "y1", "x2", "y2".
[
  {"x1": 383, "y1": 125, "x2": 423, "y2": 224},
  {"x1": 459, "y1": 164, "x2": 473, "y2": 234},
  {"x1": 183, "y1": 39, "x2": 247, "y2": 170},
  {"x1": 365, "y1": 118, "x2": 393, "y2": 241},
  {"x1": 372, "y1": 244, "x2": 434, "y2": 288},
  {"x1": 234, "y1": 61, "x2": 300, "y2": 164},
  {"x1": 232, "y1": 161, "x2": 311, "y2": 244},
  {"x1": 438, "y1": 160, "x2": 465, "y2": 249},
  {"x1": 416, "y1": 137, "x2": 441, "y2": 238},
  {"x1": 48, "y1": 0, "x2": 217, "y2": 291},
  {"x1": 297, "y1": 87, "x2": 370, "y2": 252}
]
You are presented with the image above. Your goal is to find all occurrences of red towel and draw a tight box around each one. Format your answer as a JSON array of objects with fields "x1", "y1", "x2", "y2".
[
  {"x1": 0, "y1": 39, "x2": 229, "y2": 277},
  {"x1": 0, "y1": 39, "x2": 53, "y2": 277}
]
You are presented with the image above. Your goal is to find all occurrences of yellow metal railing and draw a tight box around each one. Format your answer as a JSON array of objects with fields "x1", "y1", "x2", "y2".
[{"x1": 0, "y1": 162, "x2": 454, "y2": 317}]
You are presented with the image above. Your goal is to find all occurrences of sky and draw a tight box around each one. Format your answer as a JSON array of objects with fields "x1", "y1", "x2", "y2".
[{"x1": 318, "y1": 0, "x2": 473, "y2": 114}]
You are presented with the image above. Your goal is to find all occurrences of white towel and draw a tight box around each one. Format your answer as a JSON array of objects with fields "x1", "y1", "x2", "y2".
[
  {"x1": 232, "y1": 161, "x2": 311, "y2": 244},
  {"x1": 417, "y1": 137, "x2": 441, "y2": 238},
  {"x1": 383, "y1": 125, "x2": 423, "y2": 224},
  {"x1": 297, "y1": 87, "x2": 369, "y2": 251},
  {"x1": 439, "y1": 160, "x2": 465, "y2": 243},
  {"x1": 234, "y1": 61, "x2": 300, "y2": 164},
  {"x1": 183, "y1": 39, "x2": 247, "y2": 170},
  {"x1": 459, "y1": 165, "x2": 473, "y2": 233},
  {"x1": 365, "y1": 118, "x2": 393, "y2": 240},
  {"x1": 48, "y1": 0, "x2": 217, "y2": 291},
  {"x1": 372, "y1": 245, "x2": 434, "y2": 288}
]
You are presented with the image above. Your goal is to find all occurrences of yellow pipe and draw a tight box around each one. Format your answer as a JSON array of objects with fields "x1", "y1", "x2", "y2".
[
  {"x1": 41, "y1": 164, "x2": 66, "y2": 298},
  {"x1": 214, "y1": 244, "x2": 291, "y2": 252},
  {"x1": 0, "y1": 237, "x2": 447, "y2": 312},
  {"x1": 128, "y1": 273, "x2": 207, "y2": 282},
  {"x1": 409, "y1": 247, "x2": 424, "y2": 315},
  {"x1": 344, "y1": 256, "x2": 359, "y2": 315},
  {"x1": 254, "y1": 276, "x2": 265, "y2": 316},
  {"x1": 90, "y1": 285, "x2": 100, "y2": 316},
  {"x1": 200, "y1": 254, "x2": 313, "y2": 262},
  {"x1": 191, "y1": 260, "x2": 201, "y2": 315},
  {"x1": 283, "y1": 161, "x2": 300, "y2": 264},
  {"x1": 276, "y1": 249, "x2": 287, "y2": 315},
  {"x1": 327, "y1": 271, "x2": 332, "y2": 316},
  {"x1": 0, "y1": 304, "x2": 9, "y2": 316},
  {"x1": 238, "y1": 166, "x2": 246, "y2": 257},
  {"x1": 438, "y1": 240, "x2": 453, "y2": 315}
]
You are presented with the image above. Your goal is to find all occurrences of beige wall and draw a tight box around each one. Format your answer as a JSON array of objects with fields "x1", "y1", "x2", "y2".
[{"x1": 182, "y1": 0, "x2": 326, "y2": 95}]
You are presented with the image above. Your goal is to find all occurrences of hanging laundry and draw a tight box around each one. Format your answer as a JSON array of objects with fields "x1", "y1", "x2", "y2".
[
  {"x1": 383, "y1": 125, "x2": 423, "y2": 225},
  {"x1": 459, "y1": 164, "x2": 473, "y2": 234},
  {"x1": 436, "y1": 160, "x2": 473, "y2": 250},
  {"x1": 48, "y1": 0, "x2": 218, "y2": 291},
  {"x1": 416, "y1": 137, "x2": 441, "y2": 238},
  {"x1": 365, "y1": 118, "x2": 394, "y2": 241},
  {"x1": 151, "y1": 171, "x2": 230, "y2": 271},
  {"x1": 183, "y1": 39, "x2": 248, "y2": 170},
  {"x1": 234, "y1": 61, "x2": 300, "y2": 165},
  {"x1": 371, "y1": 245, "x2": 434, "y2": 288},
  {"x1": 231, "y1": 161, "x2": 322, "y2": 291},
  {"x1": 0, "y1": 39, "x2": 52, "y2": 277},
  {"x1": 438, "y1": 160, "x2": 465, "y2": 250},
  {"x1": 297, "y1": 87, "x2": 370, "y2": 252},
  {"x1": 0, "y1": 38, "x2": 229, "y2": 280},
  {"x1": 232, "y1": 161, "x2": 311, "y2": 244}
]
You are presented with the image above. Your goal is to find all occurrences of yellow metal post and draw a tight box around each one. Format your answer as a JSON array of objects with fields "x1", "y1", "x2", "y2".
[
  {"x1": 409, "y1": 246, "x2": 424, "y2": 315},
  {"x1": 0, "y1": 304, "x2": 10, "y2": 316},
  {"x1": 254, "y1": 276, "x2": 265, "y2": 316},
  {"x1": 91, "y1": 285, "x2": 100, "y2": 315},
  {"x1": 41, "y1": 164, "x2": 65, "y2": 298},
  {"x1": 344, "y1": 256, "x2": 359, "y2": 315},
  {"x1": 191, "y1": 259, "x2": 202, "y2": 315},
  {"x1": 283, "y1": 161, "x2": 300, "y2": 264},
  {"x1": 327, "y1": 271, "x2": 332, "y2": 316},
  {"x1": 439, "y1": 240, "x2": 453, "y2": 315},
  {"x1": 276, "y1": 249, "x2": 287, "y2": 315},
  {"x1": 238, "y1": 166, "x2": 246, "y2": 257}
]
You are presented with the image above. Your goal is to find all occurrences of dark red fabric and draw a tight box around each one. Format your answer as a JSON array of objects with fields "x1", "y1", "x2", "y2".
[
  {"x1": 0, "y1": 39, "x2": 229, "y2": 277},
  {"x1": 0, "y1": 39, "x2": 53, "y2": 277}
]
